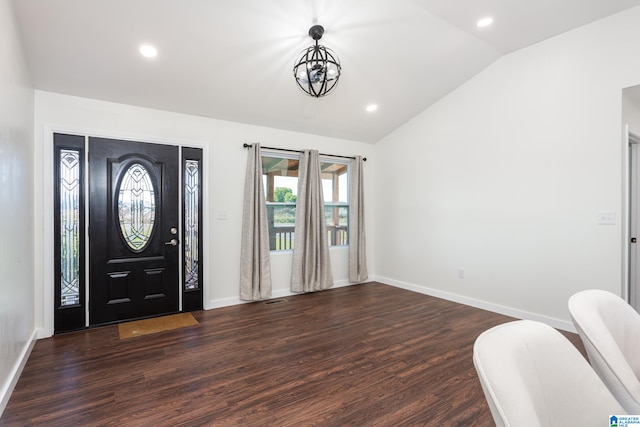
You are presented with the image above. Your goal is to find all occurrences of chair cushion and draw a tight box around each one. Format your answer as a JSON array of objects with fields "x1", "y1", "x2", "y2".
[
  {"x1": 474, "y1": 320, "x2": 625, "y2": 426},
  {"x1": 569, "y1": 289, "x2": 640, "y2": 413}
]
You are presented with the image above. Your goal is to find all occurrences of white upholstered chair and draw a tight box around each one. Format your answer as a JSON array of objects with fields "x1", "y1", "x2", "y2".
[
  {"x1": 473, "y1": 320, "x2": 625, "y2": 426},
  {"x1": 568, "y1": 289, "x2": 640, "y2": 413}
]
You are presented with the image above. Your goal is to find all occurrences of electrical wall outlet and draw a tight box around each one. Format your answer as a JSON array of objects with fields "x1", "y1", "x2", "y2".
[{"x1": 457, "y1": 268, "x2": 465, "y2": 279}]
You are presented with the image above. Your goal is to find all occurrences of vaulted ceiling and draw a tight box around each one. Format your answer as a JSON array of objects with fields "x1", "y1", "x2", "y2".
[{"x1": 11, "y1": 0, "x2": 640, "y2": 143}]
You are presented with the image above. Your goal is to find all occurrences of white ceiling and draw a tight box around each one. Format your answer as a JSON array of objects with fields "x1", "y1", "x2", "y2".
[{"x1": 11, "y1": 0, "x2": 640, "y2": 143}]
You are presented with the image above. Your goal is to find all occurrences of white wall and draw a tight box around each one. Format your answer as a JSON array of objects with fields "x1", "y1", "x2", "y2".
[
  {"x1": 0, "y1": 0, "x2": 35, "y2": 414},
  {"x1": 33, "y1": 91, "x2": 375, "y2": 336},
  {"x1": 374, "y1": 7, "x2": 640, "y2": 330}
]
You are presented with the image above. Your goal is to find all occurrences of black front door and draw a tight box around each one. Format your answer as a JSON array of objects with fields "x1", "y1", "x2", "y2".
[{"x1": 89, "y1": 137, "x2": 179, "y2": 325}]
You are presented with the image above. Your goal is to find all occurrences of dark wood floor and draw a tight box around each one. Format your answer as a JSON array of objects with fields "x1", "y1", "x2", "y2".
[{"x1": 1, "y1": 282, "x2": 585, "y2": 426}]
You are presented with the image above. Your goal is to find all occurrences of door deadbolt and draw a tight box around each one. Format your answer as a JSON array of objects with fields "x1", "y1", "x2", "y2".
[{"x1": 170, "y1": 227, "x2": 178, "y2": 235}]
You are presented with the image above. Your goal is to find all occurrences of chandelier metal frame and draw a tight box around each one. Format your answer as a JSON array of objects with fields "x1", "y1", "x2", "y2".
[{"x1": 293, "y1": 25, "x2": 341, "y2": 98}]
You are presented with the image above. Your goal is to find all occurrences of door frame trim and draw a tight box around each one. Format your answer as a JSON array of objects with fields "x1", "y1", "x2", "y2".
[
  {"x1": 42, "y1": 125, "x2": 210, "y2": 337},
  {"x1": 626, "y1": 125, "x2": 640, "y2": 309}
]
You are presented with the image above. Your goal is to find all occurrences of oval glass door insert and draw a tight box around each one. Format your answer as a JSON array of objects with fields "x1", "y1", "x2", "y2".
[{"x1": 118, "y1": 163, "x2": 156, "y2": 251}]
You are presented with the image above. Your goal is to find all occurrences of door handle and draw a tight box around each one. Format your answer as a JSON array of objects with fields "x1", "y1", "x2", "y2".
[{"x1": 165, "y1": 239, "x2": 179, "y2": 246}]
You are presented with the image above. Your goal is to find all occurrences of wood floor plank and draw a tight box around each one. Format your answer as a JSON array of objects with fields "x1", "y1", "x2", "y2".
[{"x1": 1, "y1": 283, "x2": 585, "y2": 426}]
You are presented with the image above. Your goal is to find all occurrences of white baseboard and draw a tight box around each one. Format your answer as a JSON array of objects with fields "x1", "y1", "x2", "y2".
[
  {"x1": 205, "y1": 280, "x2": 355, "y2": 310},
  {"x1": 207, "y1": 277, "x2": 575, "y2": 332},
  {"x1": 373, "y1": 275, "x2": 576, "y2": 333},
  {"x1": 37, "y1": 327, "x2": 53, "y2": 340},
  {"x1": 0, "y1": 329, "x2": 37, "y2": 417}
]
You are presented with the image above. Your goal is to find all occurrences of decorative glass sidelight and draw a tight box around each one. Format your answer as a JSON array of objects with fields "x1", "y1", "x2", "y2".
[
  {"x1": 118, "y1": 163, "x2": 156, "y2": 251},
  {"x1": 60, "y1": 149, "x2": 81, "y2": 306},
  {"x1": 184, "y1": 160, "x2": 199, "y2": 289}
]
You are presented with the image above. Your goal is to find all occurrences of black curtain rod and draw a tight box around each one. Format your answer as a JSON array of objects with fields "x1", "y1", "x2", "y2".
[{"x1": 243, "y1": 143, "x2": 366, "y2": 161}]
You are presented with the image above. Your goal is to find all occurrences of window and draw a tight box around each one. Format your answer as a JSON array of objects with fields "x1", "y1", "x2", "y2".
[
  {"x1": 321, "y1": 160, "x2": 349, "y2": 246},
  {"x1": 117, "y1": 163, "x2": 156, "y2": 252},
  {"x1": 184, "y1": 159, "x2": 200, "y2": 290},
  {"x1": 59, "y1": 148, "x2": 82, "y2": 305},
  {"x1": 262, "y1": 154, "x2": 299, "y2": 251},
  {"x1": 262, "y1": 153, "x2": 349, "y2": 251},
  {"x1": 54, "y1": 133, "x2": 86, "y2": 332},
  {"x1": 182, "y1": 147, "x2": 203, "y2": 311}
]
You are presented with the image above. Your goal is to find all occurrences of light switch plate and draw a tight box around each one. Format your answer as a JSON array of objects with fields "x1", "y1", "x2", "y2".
[{"x1": 597, "y1": 211, "x2": 616, "y2": 225}]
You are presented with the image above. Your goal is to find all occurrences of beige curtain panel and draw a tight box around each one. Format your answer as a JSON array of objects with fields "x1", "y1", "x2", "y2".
[
  {"x1": 349, "y1": 156, "x2": 368, "y2": 282},
  {"x1": 291, "y1": 149, "x2": 334, "y2": 292},
  {"x1": 240, "y1": 143, "x2": 272, "y2": 300}
]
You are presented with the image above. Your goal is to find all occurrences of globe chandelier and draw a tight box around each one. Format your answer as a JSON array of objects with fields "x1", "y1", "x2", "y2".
[{"x1": 293, "y1": 25, "x2": 341, "y2": 97}]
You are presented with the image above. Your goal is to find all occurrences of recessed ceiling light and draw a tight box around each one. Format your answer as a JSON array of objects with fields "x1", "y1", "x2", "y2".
[
  {"x1": 476, "y1": 17, "x2": 494, "y2": 28},
  {"x1": 366, "y1": 104, "x2": 378, "y2": 113},
  {"x1": 139, "y1": 44, "x2": 158, "y2": 58}
]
